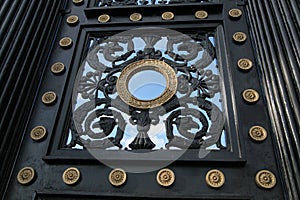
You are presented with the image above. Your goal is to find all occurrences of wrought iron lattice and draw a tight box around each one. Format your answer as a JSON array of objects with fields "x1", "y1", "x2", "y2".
[
  {"x1": 94, "y1": 0, "x2": 212, "y2": 7},
  {"x1": 67, "y1": 28, "x2": 226, "y2": 151}
]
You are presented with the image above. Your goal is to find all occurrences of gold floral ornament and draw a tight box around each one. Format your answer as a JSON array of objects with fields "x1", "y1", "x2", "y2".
[
  {"x1": 51, "y1": 62, "x2": 65, "y2": 74},
  {"x1": 233, "y1": 32, "x2": 247, "y2": 43},
  {"x1": 116, "y1": 59, "x2": 177, "y2": 109},
  {"x1": 162, "y1": 12, "x2": 174, "y2": 20},
  {"x1": 228, "y1": 8, "x2": 242, "y2": 18},
  {"x1": 59, "y1": 37, "x2": 73, "y2": 48},
  {"x1": 156, "y1": 168, "x2": 175, "y2": 187},
  {"x1": 206, "y1": 169, "x2": 225, "y2": 188},
  {"x1": 249, "y1": 125, "x2": 267, "y2": 142},
  {"x1": 62, "y1": 167, "x2": 80, "y2": 185},
  {"x1": 17, "y1": 167, "x2": 36, "y2": 185},
  {"x1": 42, "y1": 91, "x2": 57, "y2": 105},
  {"x1": 237, "y1": 58, "x2": 253, "y2": 71},
  {"x1": 98, "y1": 14, "x2": 110, "y2": 23},
  {"x1": 242, "y1": 89, "x2": 260, "y2": 103},
  {"x1": 67, "y1": 15, "x2": 79, "y2": 25},
  {"x1": 109, "y1": 168, "x2": 127, "y2": 187},
  {"x1": 255, "y1": 170, "x2": 276, "y2": 189},
  {"x1": 130, "y1": 13, "x2": 142, "y2": 21},
  {"x1": 30, "y1": 126, "x2": 47, "y2": 141},
  {"x1": 195, "y1": 10, "x2": 208, "y2": 19}
]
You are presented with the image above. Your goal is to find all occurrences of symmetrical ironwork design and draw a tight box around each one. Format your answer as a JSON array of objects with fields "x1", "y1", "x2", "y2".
[
  {"x1": 255, "y1": 170, "x2": 276, "y2": 189},
  {"x1": 59, "y1": 37, "x2": 73, "y2": 48},
  {"x1": 109, "y1": 168, "x2": 127, "y2": 186},
  {"x1": 94, "y1": 0, "x2": 210, "y2": 7},
  {"x1": 205, "y1": 169, "x2": 225, "y2": 188},
  {"x1": 42, "y1": 91, "x2": 57, "y2": 105},
  {"x1": 195, "y1": 10, "x2": 208, "y2": 19},
  {"x1": 98, "y1": 14, "x2": 110, "y2": 23},
  {"x1": 242, "y1": 89, "x2": 259, "y2": 103},
  {"x1": 30, "y1": 126, "x2": 47, "y2": 141},
  {"x1": 156, "y1": 168, "x2": 175, "y2": 187},
  {"x1": 249, "y1": 126, "x2": 267, "y2": 142},
  {"x1": 71, "y1": 29, "x2": 225, "y2": 151},
  {"x1": 17, "y1": 167, "x2": 35, "y2": 185},
  {"x1": 51, "y1": 62, "x2": 65, "y2": 74},
  {"x1": 62, "y1": 167, "x2": 80, "y2": 185}
]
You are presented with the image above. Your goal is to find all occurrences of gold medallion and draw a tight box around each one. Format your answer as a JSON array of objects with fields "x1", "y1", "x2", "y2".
[
  {"x1": 109, "y1": 168, "x2": 127, "y2": 187},
  {"x1": 67, "y1": 15, "x2": 79, "y2": 25},
  {"x1": 130, "y1": 13, "x2": 142, "y2": 21},
  {"x1": 249, "y1": 126, "x2": 267, "y2": 142},
  {"x1": 237, "y1": 58, "x2": 253, "y2": 71},
  {"x1": 255, "y1": 170, "x2": 276, "y2": 189},
  {"x1": 17, "y1": 167, "x2": 35, "y2": 185},
  {"x1": 229, "y1": 8, "x2": 242, "y2": 18},
  {"x1": 195, "y1": 10, "x2": 208, "y2": 19},
  {"x1": 206, "y1": 169, "x2": 225, "y2": 188},
  {"x1": 59, "y1": 37, "x2": 73, "y2": 48},
  {"x1": 30, "y1": 126, "x2": 47, "y2": 141},
  {"x1": 242, "y1": 89, "x2": 260, "y2": 103},
  {"x1": 62, "y1": 167, "x2": 80, "y2": 185},
  {"x1": 42, "y1": 91, "x2": 57, "y2": 105},
  {"x1": 51, "y1": 62, "x2": 65, "y2": 74},
  {"x1": 162, "y1": 12, "x2": 174, "y2": 20},
  {"x1": 98, "y1": 14, "x2": 110, "y2": 23},
  {"x1": 156, "y1": 168, "x2": 175, "y2": 187},
  {"x1": 233, "y1": 32, "x2": 247, "y2": 43}
]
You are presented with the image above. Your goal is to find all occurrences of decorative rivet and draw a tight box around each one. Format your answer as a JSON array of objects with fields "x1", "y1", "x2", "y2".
[
  {"x1": 59, "y1": 37, "x2": 72, "y2": 48},
  {"x1": 242, "y1": 89, "x2": 260, "y2": 103},
  {"x1": 67, "y1": 15, "x2": 79, "y2": 25},
  {"x1": 30, "y1": 126, "x2": 47, "y2": 141},
  {"x1": 256, "y1": 170, "x2": 276, "y2": 189},
  {"x1": 51, "y1": 62, "x2": 65, "y2": 74},
  {"x1": 62, "y1": 167, "x2": 80, "y2": 185},
  {"x1": 156, "y1": 168, "x2": 175, "y2": 187},
  {"x1": 17, "y1": 167, "x2": 35, "y2": 185},
  {"x1": 130, "y1": 13, "x2": 142, "y2": 21},
  {"x1": 98, "y1": 14, "x2": 110, "y2": 23},
  {"x1": 233, "y1": 32, "x2": 247, "y2": 43},
  {"x1": 162, "y1": 12, "x2": 174, "y2": 20},
  {"x1": 195, "y1": 10, "x2": 208, "y2": 19},
  {"x1": 206, "y1": 169, "x2": 225, "y2": 188},
  {"x1": 229, "y1": 8, "x2": 242, "y2": 18},
  {"x1": 72, "y1": 0, "x2": 84, "y2": 5},
  {"x1": 249, "y1": 126, "x2": 267, "y2": 142},
  {"x1": 109, "y1": 168, "x2": 127, "y2": 187},
  {"x1": 237, "y1": 58, "x2": 253, "y2": 71},
  {"x1": 42, "y1": 91, "x2": 57, "y2": 105}
]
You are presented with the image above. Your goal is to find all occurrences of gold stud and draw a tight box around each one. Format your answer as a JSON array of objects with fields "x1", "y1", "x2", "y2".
[
  {"x1": 62, "y1": 167, "x2": 80, "y2": 185},
  {"x1": 98, "y1": 14, "x2": 110, "y2": 23},
  {"x1": 249, "y1": 126, "x2": 267, "y2": 142},
  {"x1": 237, "y1": 58, "x2": 253, "y2": 71},
  {"x1": 109, "y1": 168, "x2": 127, "y2": 187},
  {"x1": 130, "y1": 13, "x2": 142, "y2": 21},
  {"x1": 67, "y1": 15, "x2": 79, "y2": 25},
  {"x1": 195, "y1": 10, "x2": 208, "y2": 19},
  {"x1": 255, "y1": 170, "x2": 276, "y2": 189},
  {"x1": 42, "y1": 91, "x2": 57, "y2": 105},
  {"x1": 242, "y1": 89, "x2": 260, "y2": 103},
  {"x1": 72, "y1": 0, "x2": 84, "y2": 5},
  {"x1": 156, "y1": 168, "x2": 175, "y2": 187},
  {"x1": 206, "y1": 169, "x2": 225, "y2": 188},
  {"x1": 162, "y1": 12, "x2": 174, "y2": 20},
  {"x1": 17, "y1": 167, "x2": 36, "y2": 185},
  {"x1": 51, "y1": 62, "x2": 65, "y2": 74},
  {"x1": 30, "y1": 126, "x2": 47, "y2": 141},
  {"x1": 59, "y1": 37, "x2": 73, "y2": 48},
  {"x1": 229, "y1": 8, "x2": 242, "y2": 18},
  {"x1": 233, "y1": 32, "x2": 247, "y2": 43}
]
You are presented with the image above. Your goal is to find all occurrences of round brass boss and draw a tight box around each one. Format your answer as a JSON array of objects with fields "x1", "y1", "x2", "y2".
[
  {"x1": 130, "y1": 13, "x2": 142, "y2": 21},
  {"x1": 195, "y1": 10, "x2": 208, "y2": 19},
  {"x1": 229, "y1": 8, "x2": 242, "y2": 18},
  {"x1": 156, "y1": 168, "x2": 175, "y2": 187},
  {"x1": 51, "y1": 62, "x2": 65, "y2": 74},
  {"x1": 62, "y1": 167, "x2": 80, "y2": 185},
  {"x1": 59, "y1": 37, "x2": 72, "y2": 48},
  {"x1": 72, "y1": 0, "x2": 84, "y2": 5},
  {"x1": 98, "y1": 14, "x2": 110, "y2": 23},
  {"x1": 17, "y1": 167, "x2": 35, "y2": 185},
  {"x1": 109, "y1": 168, "x2": 127, "y2": 187},
  {"x1": 233, "y1": 32, "x2": 247, "y2": 43},
  {"x1": 249, "y1": 125, "x2": 267, "y2": 142},
  {"x1": 30, "y1": 126, "x2": 47, "y2": 141},
  {"x1": 67, "y1": 15, "x2": 79, "y2": 25},
  {"x1": 116, "y1": 59, "x2": 177, "y2": 109},
  {"x1": 42, "y1": 91, "x2": 57, "y2": 105},
  {"x1": 206, "y1": 169, "x2": 225, "y2": 188},
  {"x1": 242, "y1": 89, "x2": 260, "y2": 103},
  {"x1": 162, "y1": 12, "x2": 174, "y2": 20},
  {"x1": 237, "y1": 58, "x2": 253, "y2": 71},
  {"x1": 255, "y1": 170, "x2": 276, "y2": 189}
]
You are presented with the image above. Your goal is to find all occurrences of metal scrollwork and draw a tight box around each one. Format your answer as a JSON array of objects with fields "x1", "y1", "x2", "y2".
[
  {"x1": 71, "y1": 28, "x2": 225, "y2": 151},
  {"x1": 95, "y1": 0, "x2": 210, "y2": 7}
]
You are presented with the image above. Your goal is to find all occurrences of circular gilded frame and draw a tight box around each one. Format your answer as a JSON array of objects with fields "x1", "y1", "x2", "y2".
[{"x1": 116, "y1": 59, "x2": 177, "y2": 109}]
